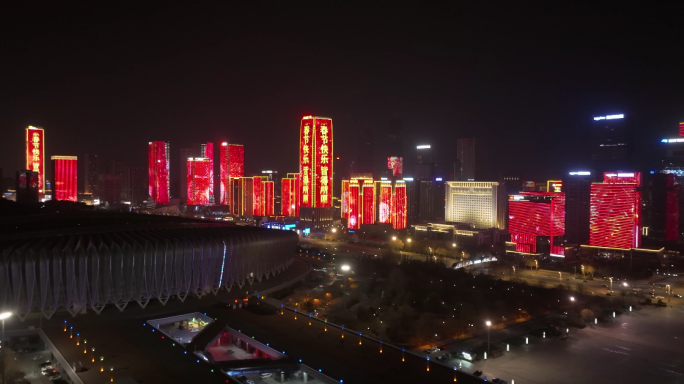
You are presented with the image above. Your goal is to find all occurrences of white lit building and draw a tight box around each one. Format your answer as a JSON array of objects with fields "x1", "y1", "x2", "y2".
[{"x1": 445, "y1": 181, "x2": 506, "y2": 229}]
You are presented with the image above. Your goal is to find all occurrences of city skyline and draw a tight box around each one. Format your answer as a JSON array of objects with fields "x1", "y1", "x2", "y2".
[{"x1": 2, "y1": 4, "x2": 684, "y2": 184}]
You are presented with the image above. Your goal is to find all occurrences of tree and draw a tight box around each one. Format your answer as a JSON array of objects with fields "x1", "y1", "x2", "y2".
[
  {"x1": 580, "y1": 308, "x2": 594, "y2": 321},
  {"x1": 390, "y1": 239, "x2": 404, "y2": 250}
]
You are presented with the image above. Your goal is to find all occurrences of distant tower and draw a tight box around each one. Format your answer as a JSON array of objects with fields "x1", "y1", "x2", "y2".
[
  {"x1": 388, "y1": 112, "x2": 403, "y2": 157},
  {"x1": 456, "y1": 138, "x2": 476, "y2": 181},
  {"x1": 148, "y1": 141, "x2": 170, "y2": 204},
  {"x1": 591, "y1": 113, "x2": 631, "y2": 173},
  {"x1": 51, "y1": 156, "x2": 78, "y2": 202},
  {"x1": 83, "y1": 154, "x2": 99, "y2": 197},
  {"x1": 25, "y1": 126, "x2": 45, "y2": 194}
]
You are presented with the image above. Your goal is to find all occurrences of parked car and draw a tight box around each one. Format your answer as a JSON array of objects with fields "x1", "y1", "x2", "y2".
[
  {"x1": 473, "y1": 370, "x2": 483, "y2": 377},
  {"x1": 260, "y1": 373, "x2": 273, "y2": 378},
  {"x1": 49, "y1": 375, "x2": 63, "y2": 381},
  {"x1": 674, "y1": 294, "x2": 682, "y2": 298}
]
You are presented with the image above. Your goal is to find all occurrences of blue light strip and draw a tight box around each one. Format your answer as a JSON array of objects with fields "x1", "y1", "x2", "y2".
[{"x1": 219, "y1": 240, "x2": 227, "y2": 287}]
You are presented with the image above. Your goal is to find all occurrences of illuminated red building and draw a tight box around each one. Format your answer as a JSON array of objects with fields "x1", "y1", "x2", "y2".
[
  {"x1": 281, "y1": 173, "x2": 300, "y2": 216},
  {"x1": 220, "y1": 142, "x2": 228, "y2": 205},
  {"x1": 227, "y1": 144, "x2": 244, "y2": 211},
  {"x1": 253, "y1": 176, "x2": 262, "y2": 216},
  {"x1": 341, "y1": 178, "x2": 407, "y2": 230},
  {"x1": 187, "y1": 157, "x2": 212, "y2": 205},
  {"x1": 148, "y1": 141, "x2": 170, "y2": 204},
  {"x1": 25, "y1": 126, "x2": 45, "y2": 194},
  {"x1": 201, "y1": 142, "x2": 214, "y2": 203},
  {"x1": 589, "y1": 171, "x2": 642, "y2": 249},
  {"x1": 263, "y1": 181, "x2": 274, "y2": 215},
  {"x1": 649, "y1": 173, "x2": 679, "y2": 241},
  {"x1": 680, "y1": 122, "x2": 684, "y2": 137},
  {"x1": 508, "y1": 192, "x2": 565, "y2": 255},
  {"x1": 393, "y1": 181, "x2": 407, "y2": 229},
  {"x1": 299, "y1": 116, "x2": 334, "y2": 227},
  {"x1": 51, "y1": 156, "x2": 77, "y2": 202}
]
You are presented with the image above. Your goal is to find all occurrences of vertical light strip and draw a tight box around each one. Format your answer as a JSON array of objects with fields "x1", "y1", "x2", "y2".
[{"x1": 219, "y1": 240, "x2": 227, "y2": 287}]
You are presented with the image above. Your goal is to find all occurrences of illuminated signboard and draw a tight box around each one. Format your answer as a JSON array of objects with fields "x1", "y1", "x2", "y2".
[
  {"x1": 314, "y1": 117, "x2": 333, "y2": 207},
  {"x1": 603, "y1": 172, "x2": 641, "y2": 186},
  {"x1": 300, "y1": 117, "x2": 314, "y2": 207},
  {"x1": 387, "y1": 156, "x2": 403, "y2": 177},
  {"x1": 299, "y1": 116, "x2": 333, "y2": 208},
  {"x1": 593, "y1": 114, "x2": 624, "y2": 121},
  {"x1": 569, "y1": 171, "x2": 591, "y2": 176},
  {"x1": 26, "y1": 126, "x2": 45, "y2": 193},
  {"x1": 416, "y1": 145, "x2": 431, "y2": 149},
  {"x1": 661, "y1": 138, "x2": 684, "y2": 143}
]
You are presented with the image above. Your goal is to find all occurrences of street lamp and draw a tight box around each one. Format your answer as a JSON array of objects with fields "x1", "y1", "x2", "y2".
[
  {"x1": 535, "y1": 260, "x2": 538, "y2": 272},
  {"x1": 570, "y1": 297, "x2": 575, "y2": 317},
  {"x1": 559, "y1": 271, "x2": 562, "y2": 281},
  {"x1": 452, "y1": 243, "x2": 456, "y2": 247},
  {"x1": 485, "y1": 321, "x2": 491, "y2": 357},
  {"x1": 581, "y1": 265, "x2": 585, "y2": 276},
  {"x1": 332, "y1": 228, "x2": 337, "y2": 233},
  {"x1": 407, "y1": 238, "x2": 412, "y2": 243},
  {"x1": 1, "y1": 311, "x2": 12, "y2": 384},
  {"x1": 392, "y1": 236, "x2": 397, "y2": 241},
  {"x1": 609, "y1": 277, "x2": 613, "y2": 292},
  {"x1": 341, "y1": 265, "x2": 350, "y2": 272}
]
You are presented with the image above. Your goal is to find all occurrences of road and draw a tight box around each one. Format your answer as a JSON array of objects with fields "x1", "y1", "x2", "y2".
[
  {"x1": 301, "y1": 237, "x2": 457, "y2": 266},
  {"x1": 445, "y1": 305, "x2": 684, "y2": 384}
]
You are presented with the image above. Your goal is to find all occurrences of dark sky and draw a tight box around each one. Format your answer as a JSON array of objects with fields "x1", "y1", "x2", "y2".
[{"x1": 2, "y1": 3, "x2": 684, "y2": 191}]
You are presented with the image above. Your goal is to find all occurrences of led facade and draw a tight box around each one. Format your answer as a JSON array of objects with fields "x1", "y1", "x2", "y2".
[
  {"x1": 201, "y1": 142, "x2": 214, "y2": 203},
  {"x1": 253, "y1": 176, "x2": 262, "y2": 216},
  {"x1": 393, "y1": 181, "x2": 407, "y2": 229},
  {"x1": 263, "y1": 181, "x2": 274, "y2": 216},
  {"x1": 387, "y1": 157, "x2": 403, "y2": 177},
  {"x1": 51, "y1": 156, "x2": 78, "y2": 202},
  {"x1": 148, "y1": 141, "x2": 170, "y2": 204},
  {"x1": 228, "y1": 144, "x2": 244, "y2": 211},
  {"x1": 680, "y1": 122, "x2": 684, "y2": 137},
  {"x1": 299, "y1": 116, "x2": 333, "y2": 208},
  {"x1": 187, "y1": 158, "x2": 212, "y2": 205},
  {"x1": 281, "y1": 174, "x2": 300, "y2": 216},
  {"x1": 445, "y1": 182, "x2": 506, "y2": 229},
  {"x1": 25, "y1": 126, "x2": 45, "y2": 193},
  {"x1": 220, "y1": 143, "x2": 228, "y2": 205},
  {"x1": 589, "y1": 183, "x2": 640, "y2": 249},
  {"x1": 341, "y1": 178, "x2": 407, "y2": 229},
  {"x1": 508, "y1": 192, "x2": 565, "y2": 254}
]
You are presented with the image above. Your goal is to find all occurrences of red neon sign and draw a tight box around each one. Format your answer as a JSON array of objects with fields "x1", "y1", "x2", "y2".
[{"x1": 26, "y1": 127, "x2": 45, "y2": 193}]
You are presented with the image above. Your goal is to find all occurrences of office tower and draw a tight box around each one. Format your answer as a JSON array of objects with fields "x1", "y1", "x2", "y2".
[
  {"x1": 199, "y1": 143, "x2": 214, "y2": 203},
  {"x1": 387, "y1": 157, "x2": 403, "y2": 177},
  {"x1": 15, "y1": 170, "x2": 39, "y2": 204},
  {"x1": 187, "y1": 157, "x2": 212, "y2": 205},
  {"x1": 445, "y1": 181, "x2": 506, "y2": 229},
  {"x1": 220, "y1": 143, "x2": 228, "y2": 205},
  {"x1": 414, "y1": 145, "x2": 434, "y2": 179},
  {"x1": 83, "y1": 154, "x2": 99, "y2": 196},
  {"x1": 648, "y1": 173, "x2": 679, "y2": 241},
  {"x1": 282, "y1": 173, "x2": 300, "y2": 216},
  {"x1": 127, "y1": 165, "x2": 146, "y2": 206},
  {"x1": 357, "y1": 128, "x2": 375, "y2": 175},
  {"x1": 227, "y1": 144, "x2": 244, "y2": 212},
  {"x1": 253, "y1": 176, "x2": 263, "y2": 215},
  {"x1": 179, "y1": 147, "x2": 195, "y2": 203},
  {"x1": 148, "y1": 141, "x2": 170, "y2": 204},
  {"x1": 108, "y1": 160, "x2": 128, "y2": 201},
  {"x1": 51, "y1": 156, "x2": 78, "y2": 202},
  {"x1": 341, "y1": 177, "x2": 406, "y2": 229},
  {"x1": 563, "y1": 171, "x2": 594, "y2": 245},
  {"x1": 591, "y1": 113, "x2": 631, "y2": 172},
  {"x1": 25, "y1": 126, "x2": 45, "y2": 194},
  {"x1": 589, "y1": 172, "x2": 642, "y2": 249},
  {"x1": 262, "y1": 180, "x2": 274, "y2": 215},
  {"x1": 509, "y1": 192, "x2": 566, "y2": 255},
  {"x1": 98, "y1": 174, "x2": 121, "y2": 205},
  {"x1": 230, "y1": 177, "x2": 253, "y2": 216},
  {"x1": 0, "y1": 168, "x2": 3, "y2": 194},
  {"x1": 299, "y1": 116, "x2": 334, "y2": 227},
  {"x1": 388, "y1": 112, "x2": 403, "y2": 157},
  {"x1": 456, "y1": 138, "x2": 476, "y2": 181},
  {"x1": 547, "y1": 180, "x2": 563, "y2": 192}
]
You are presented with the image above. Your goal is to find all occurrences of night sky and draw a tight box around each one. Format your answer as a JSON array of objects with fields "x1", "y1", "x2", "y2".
[{"x1": 2, "y1": 3, "x2": 684, "y2": 191}]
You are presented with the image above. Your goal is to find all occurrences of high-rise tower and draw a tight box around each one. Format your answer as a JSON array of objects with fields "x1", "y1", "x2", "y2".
[
  {"x1": 148, "y1": 141, "x2": 170, "y2": 204},
  {"x1": 299, "y1": 116, "x2": 334, "y2": 227}
]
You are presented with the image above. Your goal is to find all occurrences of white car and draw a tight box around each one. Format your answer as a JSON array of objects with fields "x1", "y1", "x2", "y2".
[{"x1": 260, "y1": 373, "x2": 273, "y2": 378}]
